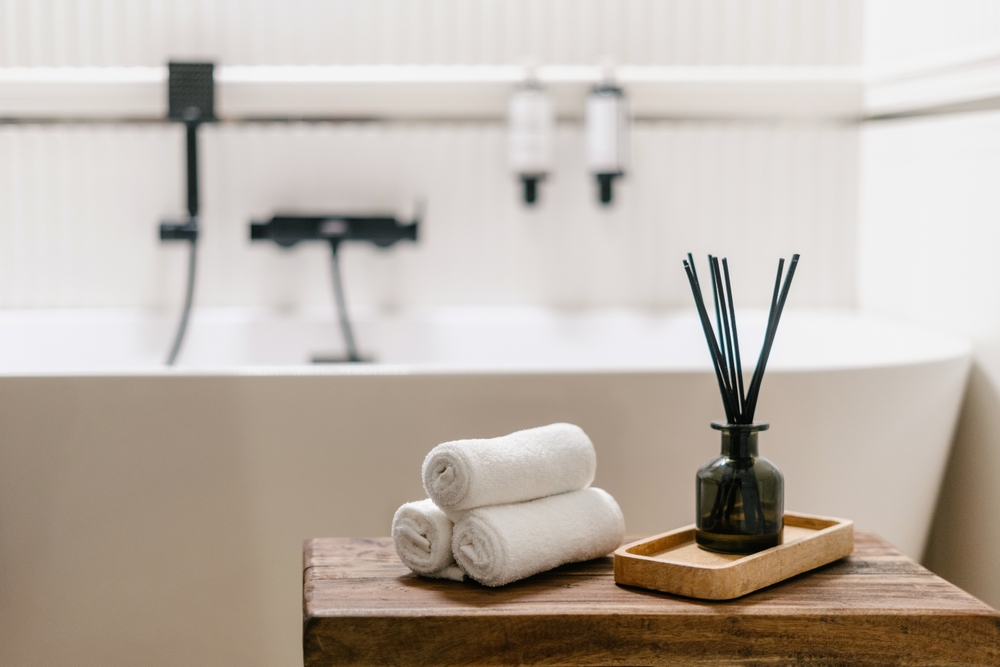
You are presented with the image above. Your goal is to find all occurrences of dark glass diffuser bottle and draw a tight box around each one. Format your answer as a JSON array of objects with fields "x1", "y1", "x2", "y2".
[
  {"x1": 696, "y1": 422, "x2": 784, "y2": 554},
  {"x1": 683, "y1": 253, "x2": 798, "y2": 554}
]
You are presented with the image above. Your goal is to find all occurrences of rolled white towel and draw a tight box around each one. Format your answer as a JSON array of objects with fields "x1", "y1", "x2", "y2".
[
  {"x1": 391, "y1": 499, "x2": 463, "y2": 579},
  {"x1": 451, "y1": 487, "x2": 625, "y2": 587},
  {"x1": 422, "y1": 423, "x2": 597, "y2": 512}
]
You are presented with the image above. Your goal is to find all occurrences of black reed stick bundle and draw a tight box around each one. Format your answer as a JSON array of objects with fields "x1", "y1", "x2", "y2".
[{"x1": 682, "y1": 253, "x2": 800, "y2": 425}]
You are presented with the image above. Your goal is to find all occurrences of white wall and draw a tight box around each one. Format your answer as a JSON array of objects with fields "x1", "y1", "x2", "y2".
[
  {"x1": 0, "y1": 120, "x2": 858, "y2": 311},
  {"x1": 860, "y1": 0, "x2": 1000, "y2": 610},
  {"x1": 0, "y1": 0, "x2": 862, "y2": 67},
  {"x1": 860, "y1": 109, "x2": 1000, "y2": 610},
  {"x1": 0, "y1": 0, "x2": 863, "y2": 313},
  {"x1": 865, "y1": 0, "x2": 1000, "y2": 68}
]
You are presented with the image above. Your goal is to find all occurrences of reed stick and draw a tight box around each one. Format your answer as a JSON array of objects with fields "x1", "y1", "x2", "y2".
[
  {"x1": 706, "y1": 255, "x2": 736, "y2": 400},
  {"x1": 722, "y1": 259, "x2": 745, "y2": 415},
  {"x1": 708, "y1": 255, "x2": 726, "y2": 368},
  {"x1": 711, "y1": 257, "x2": 739, "y2": 415},
  {"x1": 688, "y1": 254, "x2": 734, "y2": 403},
  {"x1": 744, "y1": 258, "x2": 784, "y2": 423},
  {"x1": 683, "y1": 261, "x2": 737, "y2": 423},
  {"x1": 745, "y1": 254, "x2": 799, "y2": 422}
]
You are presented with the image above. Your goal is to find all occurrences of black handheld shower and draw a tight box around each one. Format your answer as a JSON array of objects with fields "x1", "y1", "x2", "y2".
[{"x1": 159, "y1": 62, "x2": 216, "y2": 366}]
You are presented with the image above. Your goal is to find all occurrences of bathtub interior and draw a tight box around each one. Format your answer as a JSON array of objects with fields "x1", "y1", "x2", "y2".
[{"x1": 0, "y1": 306, "x2": 972, "y2": 372}]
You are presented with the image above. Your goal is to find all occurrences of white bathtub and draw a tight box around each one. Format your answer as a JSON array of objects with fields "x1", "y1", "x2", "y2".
[{"x1": 0, "y1": 307, "x2": 971, "y2": 667}]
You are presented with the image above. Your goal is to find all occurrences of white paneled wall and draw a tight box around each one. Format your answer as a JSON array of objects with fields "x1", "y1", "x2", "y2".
[
  {"x1": 860, "y1": 110, "x2": 1000, "y2": 610},
  {"x1": 865, "y1": 0, "x2": 1000, "y2": 67},
  {"x1": 0, "y1": 1, "x2": 861, "y2": 312},
  {"x1": 0, "y1": 121, "x2": 858, "y2": 310},
  {"x1": 0, "y1": 0, "x2": 862, "y2": 67},
  {"x1": 860, "y1": 4, "x2": 1000, "y2": 614},
  {"x1": 860, "y1": 112, "x2": 1000, "y2": 335}
]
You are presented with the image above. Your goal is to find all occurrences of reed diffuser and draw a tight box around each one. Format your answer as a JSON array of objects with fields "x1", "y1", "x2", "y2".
[{"x1": 682, "y1": 253, "x2": 800, "y2": 554}]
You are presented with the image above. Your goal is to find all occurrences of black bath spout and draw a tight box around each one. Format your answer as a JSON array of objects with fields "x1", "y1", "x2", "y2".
[
  {"x1": 250, "y1": 214, "x2": 419, "y2": 248},
  {"x1": 249, "y1": 209, "x2": 420, "y2": 364}
]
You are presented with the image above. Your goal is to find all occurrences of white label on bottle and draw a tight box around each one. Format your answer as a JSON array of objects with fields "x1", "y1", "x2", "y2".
[
  {"x1": 508, "y1": 87, "x2": 555, "y2": 175},
  {"x1": 586, "y1": 92, "x2": 628, "y2": 173}
]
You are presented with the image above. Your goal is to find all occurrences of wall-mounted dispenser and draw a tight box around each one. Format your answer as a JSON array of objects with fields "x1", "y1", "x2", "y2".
[
  {"x1": 159, "y1": 62, "x2": 216, "y2": 366},
  {"x1": 508, "y1": 77, "x2": 555, "y2": 205},
  {"x1": 250, "y1": 209, "x2": 420, "y2": 363},
  {"x1": 585, "y1": 80, "x2": 628, "y2": 205}
]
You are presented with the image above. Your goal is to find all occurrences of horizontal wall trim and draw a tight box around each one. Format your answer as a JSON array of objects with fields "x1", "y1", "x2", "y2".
[
  {"x1": 10, "y1": 52, "x2": 1000, "y2": 123},
  {"x1": 866, "y1": 41, "x2": 1000, "y2": 118},
  {"x1": 0, "y1": 65, "x2": 863, "y2": 122}
]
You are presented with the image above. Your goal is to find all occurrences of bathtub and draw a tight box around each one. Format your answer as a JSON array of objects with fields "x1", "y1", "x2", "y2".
[{"x1": 0, "y1": 307, "x2": 970, "y2": 667}]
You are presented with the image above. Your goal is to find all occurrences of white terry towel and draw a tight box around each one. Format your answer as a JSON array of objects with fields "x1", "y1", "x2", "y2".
[
  {"x1": 451, "y1": 487, "x2": 625, "y2": 587},
  {"x1": 422, "y1": 423, "x2": 597, "y2": 512},
  {"x1": 391, "y1": 499, "x2": 465, "y2": 581}
]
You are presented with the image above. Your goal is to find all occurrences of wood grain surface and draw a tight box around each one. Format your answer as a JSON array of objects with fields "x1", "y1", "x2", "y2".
[{"x1": 303, "y1": 534, "x2": 1000, "y2": 667}]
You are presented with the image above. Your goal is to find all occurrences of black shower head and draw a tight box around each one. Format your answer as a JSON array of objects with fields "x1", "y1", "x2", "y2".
[{"x1": 167, "y1": 62, "x2": 216, "y2": 123}]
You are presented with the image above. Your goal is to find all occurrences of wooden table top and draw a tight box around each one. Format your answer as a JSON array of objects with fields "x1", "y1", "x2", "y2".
[{"x1": 303, "y1": 534, "x2": 1000, "y2": 667}]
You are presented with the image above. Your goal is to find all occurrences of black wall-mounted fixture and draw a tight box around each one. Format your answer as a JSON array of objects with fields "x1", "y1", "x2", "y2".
[
  {"x1": 250, "y1": 210, "x2": 420, "y2": 363},
  {"x1": 159, "y1": 62, "x2": 216, "y2": 366},
  {"x1": 251, "y1": 215, "x2": 418, "y2": 248}
]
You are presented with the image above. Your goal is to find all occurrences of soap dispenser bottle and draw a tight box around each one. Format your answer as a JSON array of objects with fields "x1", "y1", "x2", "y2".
[
  {"x1": 585, "y1": 78, "x2": 628, "y2": 205},
  {"x1": 508, "y1": 77, "x2": 555, "y2": 205}
]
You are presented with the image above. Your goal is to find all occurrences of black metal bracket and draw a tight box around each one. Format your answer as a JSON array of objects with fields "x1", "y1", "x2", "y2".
[{"x1": 159, "y1": 218, "x2": 199, "y2": 241}]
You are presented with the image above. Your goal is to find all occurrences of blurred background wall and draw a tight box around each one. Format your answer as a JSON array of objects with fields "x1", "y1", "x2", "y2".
[
  {"x1": 0, "y1": 0, "x2": 860, "y2": 312},
  {"x1": 0, "y1": 0, "x2": 861, "y2": 67},
  {"x1": 860, "y1": 0, "x2": 1000, "y2": 610}
]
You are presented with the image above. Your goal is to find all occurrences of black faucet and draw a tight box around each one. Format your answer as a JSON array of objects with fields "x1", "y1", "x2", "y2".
[
  {"x1": 249, "y1": 210, "x2": 420, "y2": 363},
  {"x1": 250, "y1": 214, "x2": 417, "y2": 248}
]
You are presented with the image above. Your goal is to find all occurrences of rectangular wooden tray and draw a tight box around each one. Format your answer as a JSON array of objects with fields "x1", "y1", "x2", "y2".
[{"x1": 614, "y1": 511, "x2": 854, "y2": 600}]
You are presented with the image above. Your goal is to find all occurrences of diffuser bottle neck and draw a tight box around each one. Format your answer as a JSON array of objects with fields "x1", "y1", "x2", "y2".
[{"x1": 712, "y1": 422, "x2": 768, "y2": 459}]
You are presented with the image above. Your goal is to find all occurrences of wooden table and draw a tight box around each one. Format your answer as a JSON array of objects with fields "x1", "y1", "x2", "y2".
[{"x1": 303, "y1": 534, "x2": 1000, "y2": 666}]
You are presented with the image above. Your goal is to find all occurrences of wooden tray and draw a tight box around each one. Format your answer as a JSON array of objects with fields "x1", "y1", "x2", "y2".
[{"x1": 614, "y1": 511, "x2": 853, "y2": 600}]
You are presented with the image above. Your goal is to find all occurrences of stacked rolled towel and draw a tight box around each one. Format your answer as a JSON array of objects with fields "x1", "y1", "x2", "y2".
[
  {"x1": 392, "y1": 423, "x2": 625, "y2": 586},
  {"x1": 452, "y1": 487, "x2": 625, "y2": 586},
  {"x1": 422, "y1": 422, "x2": 597, "y2": 514},
  {"x1": 391, "y1": 499, "x2": 465, "y2": 581}
]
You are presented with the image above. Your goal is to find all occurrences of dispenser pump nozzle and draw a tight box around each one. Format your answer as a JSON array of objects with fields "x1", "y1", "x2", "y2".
[{"x1": 521, "y1": 176, "x2": 540, "y2": 204}]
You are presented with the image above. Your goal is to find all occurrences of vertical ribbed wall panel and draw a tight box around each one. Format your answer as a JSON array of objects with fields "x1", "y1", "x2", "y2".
[
  {"x1": 0, "y1": 0, "x2": 863, "y2": 67},
  {"x1": 0, "y1": 2, "x2": 861, "y2": 312},
  {"x1": 865, "y1": 0, "x2": 1000, "y2": 67},
  {"x1": 0, "y1": 125, "x2": 182, "y2": 308},
  {"x1": 0, "y1": 122, "x2": 858, "y2": 310}
]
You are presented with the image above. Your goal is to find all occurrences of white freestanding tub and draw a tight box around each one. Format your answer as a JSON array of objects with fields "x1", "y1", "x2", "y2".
[{"x1": 0, "y1": 307, "x2": 970, "y2": 667}]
